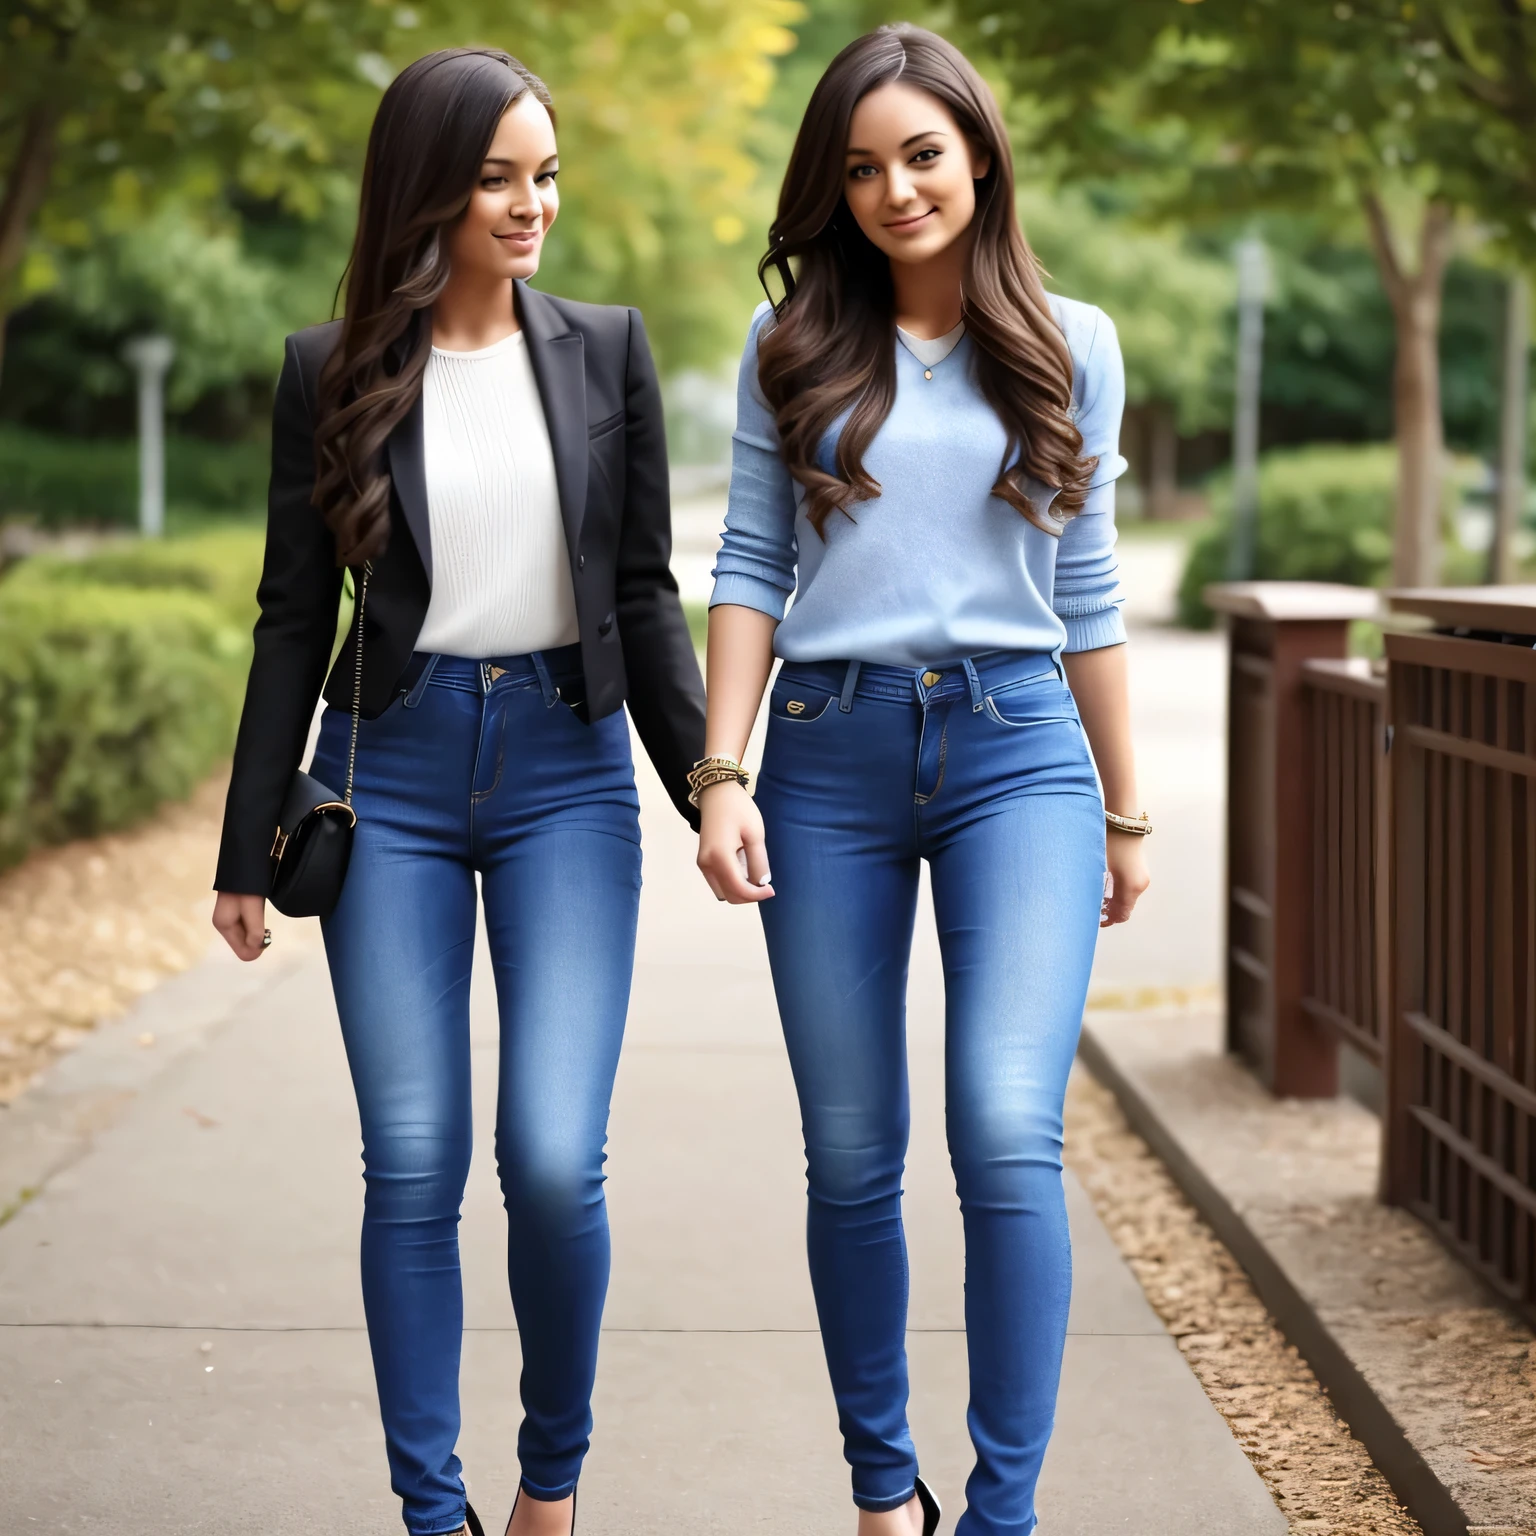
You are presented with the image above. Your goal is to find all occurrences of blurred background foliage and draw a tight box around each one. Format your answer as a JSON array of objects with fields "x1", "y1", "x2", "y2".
[{"x1": 0, "y1": 0, "x2": 1529, "y2": 531}]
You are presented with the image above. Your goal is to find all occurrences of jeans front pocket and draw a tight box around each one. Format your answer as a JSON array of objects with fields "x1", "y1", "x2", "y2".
[
  {"x1": 769, "y1": 680, "x2": 838, "y2": 723},
  {"x1": 982, "y1": 672, "x2": 1075, "y2": 729}
]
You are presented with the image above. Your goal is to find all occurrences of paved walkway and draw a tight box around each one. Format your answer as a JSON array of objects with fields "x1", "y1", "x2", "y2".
[{"x1": 0, "y1": 518, "x2": 1278, "y2": 1533}]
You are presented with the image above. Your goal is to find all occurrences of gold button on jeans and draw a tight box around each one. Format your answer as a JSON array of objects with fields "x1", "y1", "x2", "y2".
[{"x1": 921, "y1": 670, "x2": 942, "y2": 688}]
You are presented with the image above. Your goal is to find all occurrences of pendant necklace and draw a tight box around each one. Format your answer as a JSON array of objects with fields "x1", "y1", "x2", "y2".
[{"x1": 897, "y1": 319, "x2": 966, "y2": 381}]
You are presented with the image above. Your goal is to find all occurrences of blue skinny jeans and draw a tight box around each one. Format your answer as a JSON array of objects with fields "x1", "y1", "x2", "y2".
[
  {"x1": 755, "y1": 651, "x2": 1106, "y2": 1536},
  {"x1": 311, "y1": 648, "x2": 641, "y2": 1535}
]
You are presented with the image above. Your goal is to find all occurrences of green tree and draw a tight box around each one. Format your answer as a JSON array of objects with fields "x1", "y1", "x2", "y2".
[
  {"x1": 1, "y1": 1, "x2": 806, "y2": 404},
  {"x1": 433, "y1": 0, "x2": 804, "y2": 371},
  {"x1": 952, "y1": 0, "x2": 1535, "y2": 584},
  {"x1": 1016, "y1": 186, "x2": 1231, "y2": 515},
  {"x1": 0, "y1": 0, "x2": 392, "y2": 380}
]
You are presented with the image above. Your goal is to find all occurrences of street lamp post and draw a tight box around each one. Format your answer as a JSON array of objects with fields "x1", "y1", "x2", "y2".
[
  {"x1": 122, "y1": 334, "x2": 175, "y2": 538},
  {"x1": 1227, "y1": 236, "x2": 1268, "y2": 580}
]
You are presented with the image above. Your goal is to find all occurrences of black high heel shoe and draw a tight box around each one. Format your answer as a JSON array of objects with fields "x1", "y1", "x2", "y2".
[{"x1": 913, "y1": 1476, "x2": 941, "y2": 1536}]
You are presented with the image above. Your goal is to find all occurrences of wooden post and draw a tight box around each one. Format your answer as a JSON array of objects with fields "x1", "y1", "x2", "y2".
[{"x1": 1206, "y1": 581, "x2": 1380, "y2": 1096}]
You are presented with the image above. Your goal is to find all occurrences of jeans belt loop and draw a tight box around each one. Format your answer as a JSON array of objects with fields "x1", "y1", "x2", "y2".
[
  {"x1": 530, "y1": 650, "x2": 561, "y2": 708},
  {"x1": 839, "y1": 659, "x2": 862, "y2": 713},
  {"x1": 402, "y1": 653, "x2": 440, "y2": 709},
  {"x1": 962, "y1": 656, "x2": 984, "y2": 713}
]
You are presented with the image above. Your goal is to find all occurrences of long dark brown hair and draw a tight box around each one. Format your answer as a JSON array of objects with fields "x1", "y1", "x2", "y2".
[
  {"x1": 313, "y1": 49, "x2": 554, "y2": 564},
  {"x1": 758, "y1": 25, "x2": 1094, "y2": 538}
]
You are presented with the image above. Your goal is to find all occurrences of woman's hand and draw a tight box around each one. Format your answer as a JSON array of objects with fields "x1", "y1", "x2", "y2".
[
  {"x1": 696, "y1": 781, "x2": 774, "y2": 904},
  {"x1": 1101, "y1": 829, "x2": 1149, "y2": 927},
  {"x1": 213, "y1": 892, "x2": 270, "y2": 960}
]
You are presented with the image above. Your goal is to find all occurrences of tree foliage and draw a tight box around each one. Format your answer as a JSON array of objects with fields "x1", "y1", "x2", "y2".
[
  {"x1": 0, "y1": 2, "x2": 388, "y2": 308},
  {"x1": 1017, "y1": 188, "x2": 1232, "y2": 432},
  {"x1": 0, "y1": 0, "x2": 805, "y2": 392},
  {"x1": 953, "y1": 0, "x2": 1533, "y2": 252},
  {"x1": 430, "y1": 0, "x2": 803, "y2": 370},
  {"x1": 952, "y1": 0, "x2": 1534, "y2": 581}
]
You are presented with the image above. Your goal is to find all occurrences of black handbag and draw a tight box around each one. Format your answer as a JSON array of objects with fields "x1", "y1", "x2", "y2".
[{"x1": 268, "y1": 563, "x2": 370, "y2": 919}]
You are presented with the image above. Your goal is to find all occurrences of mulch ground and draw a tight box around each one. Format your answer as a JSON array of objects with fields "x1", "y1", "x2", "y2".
[
  {"x1": 0, "y1": 770, "x2": 234, "y2": 1104},
  {"x1": 1065, "y1": 1063, "x2": 1423, "y2": 1534}
]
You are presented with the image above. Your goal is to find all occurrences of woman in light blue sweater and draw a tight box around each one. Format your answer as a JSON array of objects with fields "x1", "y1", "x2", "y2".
[{"x1": 693, "y1": 25, "x2": 1150, "y2": 1536}]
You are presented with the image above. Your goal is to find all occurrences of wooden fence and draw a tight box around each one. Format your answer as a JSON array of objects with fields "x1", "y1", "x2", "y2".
[
  {"x1": 1301, "y1": 657, "x2": 1389, "y2": 1072},
  {"x1": 1210, "y1": 582, "x2": 1536, "y2": 1311},
  {"x1": 1384, "y1": 592, "x2": 1536, "y2": 1307}
]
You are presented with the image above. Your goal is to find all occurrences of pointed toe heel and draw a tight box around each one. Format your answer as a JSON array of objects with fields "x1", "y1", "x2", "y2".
[{"x1": 914, "y1": 1475, "x2": 941, "y2": 1536}]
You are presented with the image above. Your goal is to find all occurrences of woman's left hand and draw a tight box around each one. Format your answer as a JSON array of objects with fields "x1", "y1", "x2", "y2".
[{"x1": 1102, "y1": 829, "x2": 1150, "y2": 926}]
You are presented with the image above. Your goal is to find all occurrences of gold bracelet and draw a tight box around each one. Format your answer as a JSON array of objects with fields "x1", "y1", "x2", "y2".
[
  {"x1": 687, "y1": 756, "x2": 751, "y2": 806},
  {"x1": 1105, "y1": 809, "x2": 1152, "y2": 836}
]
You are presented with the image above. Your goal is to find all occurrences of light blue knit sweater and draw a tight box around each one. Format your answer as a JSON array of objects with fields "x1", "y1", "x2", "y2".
[{"x1": 709, "y1": 293, "x2": 1129, "y2": 666}]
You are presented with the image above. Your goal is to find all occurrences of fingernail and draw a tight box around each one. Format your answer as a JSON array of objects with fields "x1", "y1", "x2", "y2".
[{"x1": 758, "y1": 872, "x2": 772, "y2": 887}]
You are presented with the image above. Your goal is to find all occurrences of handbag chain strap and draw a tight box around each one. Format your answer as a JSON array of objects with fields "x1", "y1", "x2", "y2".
[{"x1": 344, "y1": 561, "x2": 371, "y2": 808}]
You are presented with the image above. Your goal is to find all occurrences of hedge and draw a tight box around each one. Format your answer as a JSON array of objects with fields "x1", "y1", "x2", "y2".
[
  {"x1": 0, "y1": 530, "x2": 266, "y2": 870},
  {"x1": 0, "y1": 425, "x2": 270, "y2": 528},
  {"x1": 1175, "y1": 444, "x2": 1476, "y2": 629}
]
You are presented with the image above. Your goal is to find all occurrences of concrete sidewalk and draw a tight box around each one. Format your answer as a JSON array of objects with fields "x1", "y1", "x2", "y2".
[{"x1": 0, "y1": 731, "x2": 1274, "y2": 1533}]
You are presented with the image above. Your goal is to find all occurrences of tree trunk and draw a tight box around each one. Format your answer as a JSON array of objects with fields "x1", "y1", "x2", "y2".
[
  {"x1": 1148, "y1": 402, "x2": 1179, "y2": 519},
  {"x1": 0, "y1": 103, "x2": 60, "y2": 390},
  {"x1": 1364, "y1": 196, "x2": 1454, "y2": 589},
  {"x1": 1490, "y1": 274, "x2": 1530, "y2": 584}
]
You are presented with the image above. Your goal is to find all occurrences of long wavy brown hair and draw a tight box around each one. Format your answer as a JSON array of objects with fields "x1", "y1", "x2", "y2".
[
  {"x1": 313, "y1": 49, "x2": 554, "y2": 564},
  {"x1": 758, "y1": 25, "x2": 1093, "y2": 538}
]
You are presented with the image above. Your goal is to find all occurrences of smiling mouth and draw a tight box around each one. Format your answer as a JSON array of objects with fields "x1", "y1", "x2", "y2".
[
  {"x1": 495, "y1": 229, "x2": 540, "y2": 244},
  {"x1": 884, "y1": 208, "x2": 937, "y2": 231}
]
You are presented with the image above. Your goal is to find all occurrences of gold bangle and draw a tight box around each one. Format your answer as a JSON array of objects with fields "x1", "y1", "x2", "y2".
[
  {"x1": 687, "y1": 756, "x2": 750, "y2": 806},
  {"x1": 1105, "y1": 809, "x2": 1152, "y2": 836}
]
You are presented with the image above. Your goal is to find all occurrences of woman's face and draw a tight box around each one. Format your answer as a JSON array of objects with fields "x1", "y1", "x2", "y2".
[
  {"x1": 842, "y1": 82, "x2": 990, "y2": 269},
  {"x1": 446, "y1": 91, "x2": 559, "y2": 284}
]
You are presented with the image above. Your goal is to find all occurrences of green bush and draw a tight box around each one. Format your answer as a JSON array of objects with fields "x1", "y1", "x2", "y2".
[
  {"x1": 1175, "y1": 444, "x2": 1466, "y2": 629},
  {"x1": 7, "y1": 528, "x2": 267, "y2": 627},
  {"x1": 0, "y1": 529, "x2": 266, "y2": 869},
  {"x1": 0, "y1": 425, "x2": 269, "y2": 528}
]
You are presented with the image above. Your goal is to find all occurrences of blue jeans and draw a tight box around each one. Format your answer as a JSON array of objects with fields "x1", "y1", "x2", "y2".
[
  {"x1": 756, "y1": 652, "x2": 1106, "y2": 1536},
  {"x1": 311, "y1": 649, "x2": 642, "y2": 1535}
]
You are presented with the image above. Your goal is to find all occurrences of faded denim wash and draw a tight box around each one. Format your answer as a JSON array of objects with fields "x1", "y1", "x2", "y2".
[
  {"x1": 756, "y1": 649, "x2": 1105, "y2": 1536},
  {"x1": 312, "y1": 648, "x2": 641, "y2": 1535}
]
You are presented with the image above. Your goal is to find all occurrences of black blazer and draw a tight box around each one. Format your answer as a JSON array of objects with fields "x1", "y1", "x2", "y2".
[{"x1": 215, "y1": 281, "x2": 706, "y2": 896}]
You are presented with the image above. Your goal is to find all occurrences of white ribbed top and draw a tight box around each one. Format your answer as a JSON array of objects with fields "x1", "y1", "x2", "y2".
[
  {"x1": 896, "y1": 320, "x2": 965, "y2": 367},
  {"x1": 414, "y1": 329, "x2": 579, "y2": 659}
]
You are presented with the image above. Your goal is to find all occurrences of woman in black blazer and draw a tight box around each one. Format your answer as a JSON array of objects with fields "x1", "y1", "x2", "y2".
[{"x1": 212, "y1": 49, "x2": 703, "y2": 1536}]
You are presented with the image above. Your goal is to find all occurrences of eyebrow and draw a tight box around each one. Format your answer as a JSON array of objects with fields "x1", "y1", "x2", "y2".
[
  {"x1": 481, "y1": 155, "x2": 559, "y2": 167},
  {"x1": 845, "y1": 130, "x2": 949, "y2": 157}
]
